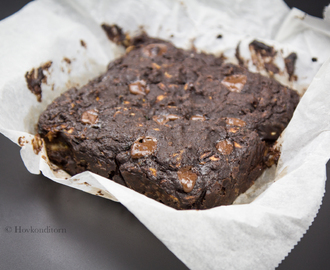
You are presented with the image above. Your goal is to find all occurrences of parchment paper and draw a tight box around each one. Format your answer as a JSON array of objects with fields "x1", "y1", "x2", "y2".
[{"x1": 1, "y1": 0, "x2": 330, "y2": 269}]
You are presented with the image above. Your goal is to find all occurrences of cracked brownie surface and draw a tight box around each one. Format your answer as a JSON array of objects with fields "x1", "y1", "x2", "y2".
[{"x1": 38, "y1": 34, "x2": 299, "y2": 209}]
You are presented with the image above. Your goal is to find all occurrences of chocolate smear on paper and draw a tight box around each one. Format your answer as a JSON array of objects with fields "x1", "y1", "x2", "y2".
[
  {"x1": 101, "y1": 23, "x2": 130, "y2": 47},
  {"x1": 25, "y1": 61, "x2": 52, "y2": 102},
  {"x1": 249, "y1": 40, "x2": 279, "y2": 75}
]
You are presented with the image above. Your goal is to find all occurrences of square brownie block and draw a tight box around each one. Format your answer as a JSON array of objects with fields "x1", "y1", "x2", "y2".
[{"x1": 37, "y1": 33, "x2": 299, "y2": 209}]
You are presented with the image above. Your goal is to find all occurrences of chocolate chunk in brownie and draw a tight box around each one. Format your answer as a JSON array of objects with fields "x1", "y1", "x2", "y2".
[{"x1": 37, "y1": 33, "x2": 299, "y2": 210}]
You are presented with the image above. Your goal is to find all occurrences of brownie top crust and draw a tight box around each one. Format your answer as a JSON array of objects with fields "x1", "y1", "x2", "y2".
[{"x1": 38, "y1": 33, "x2": 299, "y2": 209}]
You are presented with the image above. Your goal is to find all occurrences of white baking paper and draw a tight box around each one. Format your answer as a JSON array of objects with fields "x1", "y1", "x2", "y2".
[
  {"x1": 1, "y1": 0, "x2": 330, "y2": 269},
  {"x1": 325, "y1": 4, "x2": 330, "y2": 22}
]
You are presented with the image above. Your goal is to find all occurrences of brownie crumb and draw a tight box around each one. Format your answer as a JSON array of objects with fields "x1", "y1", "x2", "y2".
[
  {"x1": 80, "y1": 39, "x2": 87, "y2": 48},
  {"x1": 249, "y1": 40, "x2": 276, "y2": 57},
  {"x1": 264, "y1": 62, "x2": 280, "y2": 75},
  {"x1": 284, "y1": 53, "x2": 298, "y2": 81}
]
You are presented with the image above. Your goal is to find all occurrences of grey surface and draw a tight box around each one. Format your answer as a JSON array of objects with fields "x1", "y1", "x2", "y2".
[
  {"x1": 1, "y1": 0, "x2": 330, "y2": 269},
  {"x1": 0, "y1": 134, "x2": 188, "y2": 270}
]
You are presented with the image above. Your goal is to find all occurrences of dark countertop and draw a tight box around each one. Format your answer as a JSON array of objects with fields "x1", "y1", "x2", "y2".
[{"x1": 1, "y1": 1, "x2": 330, "y2": 269}]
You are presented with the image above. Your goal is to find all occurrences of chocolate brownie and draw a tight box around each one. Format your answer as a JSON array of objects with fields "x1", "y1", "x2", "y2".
[{"x1": 37, "y1": 33, "x2": 299, "y2": 210}]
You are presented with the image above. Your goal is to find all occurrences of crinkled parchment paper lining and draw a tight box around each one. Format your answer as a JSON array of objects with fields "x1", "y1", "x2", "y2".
[{"x1": 1, "y1": 0, "x2": 330, "y2": 269}]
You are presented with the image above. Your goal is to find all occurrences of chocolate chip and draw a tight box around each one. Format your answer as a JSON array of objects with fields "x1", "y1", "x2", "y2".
[
  {"x1": 129, "y1": 80, "x2": 150, "y2": 95},
  {"x1": 190, "y1": 115, "x2": 206, "y2": 121},
  {"x1": 81, "y1": 109, "x2": 99, "y2": 125},
  {"x1": 166, "y1": 114, "x2": 180, "y2": 121},
  {"x1": 221, "y1": 74, "x2": 247, "y2": 93},
  {"x1": 152, "y1": 115, "x2": 167, "y2": 125},
  {"x1": 177, "y1": 166, "x2": 197, "y2": 193},
  {"x1": 142, "y1": 43, "x2": 167, "y2": 58},
  {"x1": 152, "y1": 114, "x2": 180, "y2": 124},
  {"x1": 225, "y1": 117, "x2": 246, "y2": 127},
  {"x1": 131, "y1": 136, "x2": 157, "y2": 158},
  {"x1": 216, "y1": 139, "x2": 233, "y2": 155}
]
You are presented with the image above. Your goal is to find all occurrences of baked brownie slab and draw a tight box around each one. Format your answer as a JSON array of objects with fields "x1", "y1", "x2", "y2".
[{"x1": 38, "y1": 34, "x2": 299, "y2": 209}]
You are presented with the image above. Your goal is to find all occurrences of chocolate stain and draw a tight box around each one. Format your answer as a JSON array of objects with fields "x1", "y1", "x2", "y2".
[
  {"x1": 18, "y1": 136, "x2": 26, "y2": 147},
  {"x1": 249, "y1": 40, "x2": 280, "y2": 76},
  {"x1": 31, "y1": 134, "x2": 43, "y2": 155},
  {"x1": 42, "y1": 153, "x2": 71, "y2": 179},
  {"x1": 25, "y1": 61, "x2": 52, "y2": 102},
  {"x1": 235, "y1": 41, "x2": 244, "y2": 66},
  {"x1": 97, "y1": 190, "x2": 104, "y2": 196},
  {"x1": 275, "y1": 166, "x2": 288, "y2": 182},
  {"x1": 63, "y1": 57, "x2": 71, "y2": 64},
  {"x1": 101, "y1": 23, "x2": 129, "y2": 47}
]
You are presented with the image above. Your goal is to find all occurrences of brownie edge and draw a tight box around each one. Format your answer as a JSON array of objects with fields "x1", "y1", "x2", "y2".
[{"x1": 38, "y1": 33, "x2": 299, "y2": 210}]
